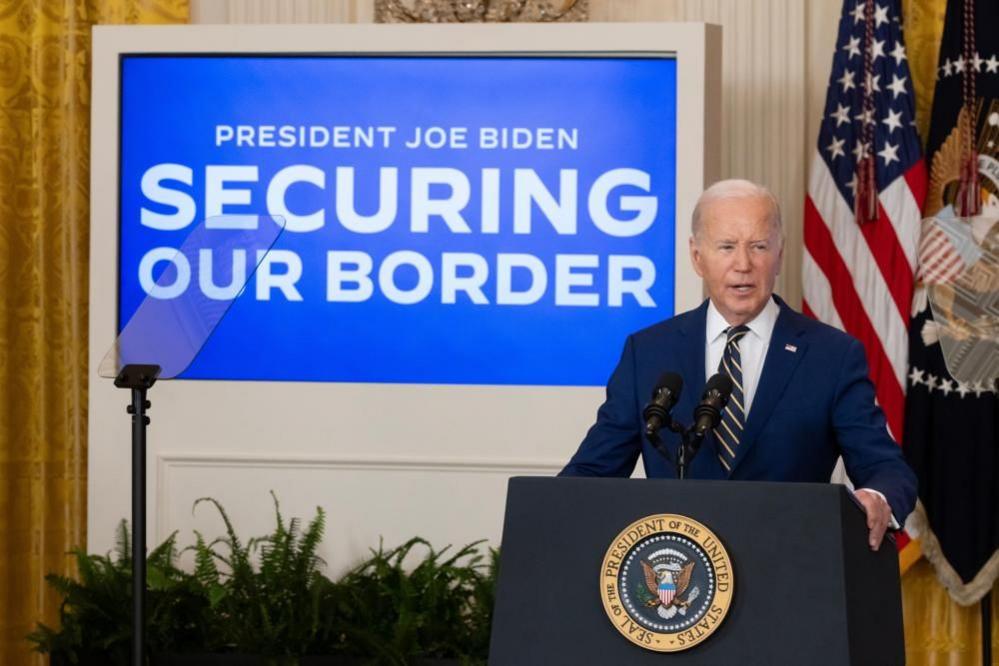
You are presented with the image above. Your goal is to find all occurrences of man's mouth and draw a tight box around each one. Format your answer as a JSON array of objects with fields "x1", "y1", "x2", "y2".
[{"x1": 729, "y1": 284, "x2": 755, "y2": 294}]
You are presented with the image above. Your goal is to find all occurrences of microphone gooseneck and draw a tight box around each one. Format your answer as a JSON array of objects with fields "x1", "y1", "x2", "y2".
[{"x1": 643, "y1": 373, "x2": 734, "y2": 481}]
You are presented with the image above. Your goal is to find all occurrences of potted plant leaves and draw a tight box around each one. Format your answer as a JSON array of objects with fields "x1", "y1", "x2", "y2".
[{"x1": 30, "y1": 494, "x2": 495, "y2": 666}]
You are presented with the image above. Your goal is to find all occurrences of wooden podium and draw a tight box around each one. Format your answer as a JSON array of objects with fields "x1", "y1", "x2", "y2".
[{"x1": 488, "y1": 477, "x2": 904, "y2": 665}]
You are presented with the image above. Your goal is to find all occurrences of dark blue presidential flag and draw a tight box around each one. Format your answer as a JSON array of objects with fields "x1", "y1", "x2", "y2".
[{"x1": 904, "y1": 0, "x2": 999, "y2": 605}]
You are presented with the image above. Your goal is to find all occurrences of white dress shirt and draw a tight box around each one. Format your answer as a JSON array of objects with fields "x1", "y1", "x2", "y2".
[{"x1": 704, "y1": 297, "x2": 779, "y2": 415}]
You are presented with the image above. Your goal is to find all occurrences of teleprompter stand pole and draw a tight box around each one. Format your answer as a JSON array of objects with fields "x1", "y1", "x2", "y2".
[{"x1": 114, "y1": 364, "x2": 160, "y2": 666}]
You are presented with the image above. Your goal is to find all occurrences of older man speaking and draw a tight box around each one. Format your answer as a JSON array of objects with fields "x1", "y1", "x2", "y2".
[{"x1": 561, "y1": 179, "x2": 916, "y2": 550}]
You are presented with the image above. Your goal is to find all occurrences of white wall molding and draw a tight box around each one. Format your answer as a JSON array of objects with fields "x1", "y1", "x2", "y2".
[
  {"x1": 157, "y1": 452, "x2": 564, "y2": 477},
  {"x1": 153, "y1": 451, "x2": 562, "y2": 574},
  {"x1": 156, "y1": 452, "x2": 565, "y2": 537}
]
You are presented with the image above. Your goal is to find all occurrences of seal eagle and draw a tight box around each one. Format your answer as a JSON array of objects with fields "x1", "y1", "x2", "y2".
[{"x1": 642, "y1": 560, "x2": 695, "y2": 608}]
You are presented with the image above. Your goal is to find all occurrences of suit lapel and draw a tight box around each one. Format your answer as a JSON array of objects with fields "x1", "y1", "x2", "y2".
[
  {"x1": 678, "y1": 301, "x2": 727, "y2": 478},
  {"x1": 677, "y1": 300, "x2": 708, "y2": 402},
  {"x1": 728, "y1": 300, "x2": 808, "y2": 475}
]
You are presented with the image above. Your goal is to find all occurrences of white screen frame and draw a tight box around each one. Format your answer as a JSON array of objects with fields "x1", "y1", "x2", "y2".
[{"x1": 89, "y1": 22, "x2": 720, "y2": 562}]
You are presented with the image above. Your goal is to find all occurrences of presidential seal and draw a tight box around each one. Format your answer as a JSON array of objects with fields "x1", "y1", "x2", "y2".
[{"x1": 599, "y1": 514, "x2": 733, "y2": 652}]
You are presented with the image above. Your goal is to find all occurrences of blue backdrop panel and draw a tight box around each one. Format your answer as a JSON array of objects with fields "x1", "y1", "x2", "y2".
[{"x1": 119, "y1": 55, "x2": 677, "y2": 385}]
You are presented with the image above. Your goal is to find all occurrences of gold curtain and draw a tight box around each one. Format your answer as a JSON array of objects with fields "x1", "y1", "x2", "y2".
[
  {"x1": 901, "y1": 0, "x2": 947, "y2": 147},
  {"x1": 904, "y1": 560, "x2": 999, "y2": 665},
  {"x1": 0, "y1": 1, "x2": 187, "y2": 665},
  {"x1": 898, "y1": 0, "x2": 999, "y2": 664}
]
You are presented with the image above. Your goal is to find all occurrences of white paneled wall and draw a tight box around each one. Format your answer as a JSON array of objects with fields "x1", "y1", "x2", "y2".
[
  {"x1": 591, "y1": 0, "x2": 840, "y2": 308},
  {"x1": 157, "y1": 452, "x2": 562, "y2": 573},
  {"x1": 154, "y1": 4, "x2": 841, "y2": 573}
]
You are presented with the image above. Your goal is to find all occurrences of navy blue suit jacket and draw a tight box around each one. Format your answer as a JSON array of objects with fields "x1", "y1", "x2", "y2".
[{"x1": 561, "y1": 297, "x2": 917, "y2": 522}]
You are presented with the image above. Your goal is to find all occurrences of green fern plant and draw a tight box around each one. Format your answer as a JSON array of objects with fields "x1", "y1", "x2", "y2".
[
  {"x1": 187, "y1": 492, "x2": 333, "y2": 657},
  {"x1": 29, "y1": 494, "x2": 497, "y2": 665},
  {"x1": 27, "y1": 522, "x2": 212, "y2": 664},
  {"x1": 331, "y1": 537, "x2": 496, "y2": 664}
]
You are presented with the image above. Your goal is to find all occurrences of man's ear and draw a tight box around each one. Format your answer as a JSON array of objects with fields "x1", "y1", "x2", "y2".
[{"x1": 689, "y1": 235, "x2": 705, "y2": 278}]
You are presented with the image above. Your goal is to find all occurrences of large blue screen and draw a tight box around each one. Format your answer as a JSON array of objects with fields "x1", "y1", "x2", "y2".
[{"x1": 119, "y1": 55, "x2": 677, "y2": 385}]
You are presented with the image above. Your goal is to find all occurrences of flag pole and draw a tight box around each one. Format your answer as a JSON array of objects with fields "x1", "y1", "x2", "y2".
[{"x1": 984, "y1": 590, "x2": 993, "y2": 666}]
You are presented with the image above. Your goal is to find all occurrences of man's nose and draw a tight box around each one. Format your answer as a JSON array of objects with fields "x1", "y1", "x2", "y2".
[{"x1": 733, "y1": 246, "x2": 751, "y2": 271}]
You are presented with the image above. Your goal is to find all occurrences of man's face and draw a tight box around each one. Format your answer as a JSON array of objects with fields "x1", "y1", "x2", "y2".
[{"x1": 689, "y1": 195, "x2": 783, "y2": 326}]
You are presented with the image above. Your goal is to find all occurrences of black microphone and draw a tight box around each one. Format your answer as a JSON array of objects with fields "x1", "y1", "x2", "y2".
[
  {"x1": 643, "y1": 372, "x2": 683, "y2": 437},
  {"x1": 692, "y1": 373, "x2": 734, "y2": 437}
]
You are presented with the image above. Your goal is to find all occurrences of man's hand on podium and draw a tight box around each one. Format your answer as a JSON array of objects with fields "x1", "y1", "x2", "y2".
[{"x1": 854, "y1": 488, "x2": 892, "y2": 550}]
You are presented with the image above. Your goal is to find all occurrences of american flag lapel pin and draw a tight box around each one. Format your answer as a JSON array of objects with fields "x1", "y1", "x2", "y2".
[{"x1": 785, "y1": 344, "x2": 797, "y2": 353}]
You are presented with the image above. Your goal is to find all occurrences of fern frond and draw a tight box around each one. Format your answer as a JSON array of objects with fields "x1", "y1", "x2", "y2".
[
  {"x1": 193, "y1": 497, "x2": 253, "y2": 581},
  {"x1": 187, "y1": 529, "x2": 221, "y2": 586},
  {"x1": 113, "y1": 520, "x2": 131, "y2": 563},
  {"x1": 148, "y1": 531, "x2": 180, "y2": 570}
]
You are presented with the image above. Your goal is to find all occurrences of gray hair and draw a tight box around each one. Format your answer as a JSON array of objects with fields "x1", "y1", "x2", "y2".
[{"x1": 691, "y1": 179, "x2": 783, "y2": 239}]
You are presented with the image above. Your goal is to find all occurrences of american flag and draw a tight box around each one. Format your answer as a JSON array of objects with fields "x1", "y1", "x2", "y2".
[{"x1": 802, "y1": 0, "x2": 927, "y2": 445}]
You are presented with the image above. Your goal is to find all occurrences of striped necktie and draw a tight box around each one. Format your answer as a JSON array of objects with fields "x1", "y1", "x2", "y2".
[{"x1": 715, "y1": 325, "x2": 749, "y2": 472}]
